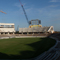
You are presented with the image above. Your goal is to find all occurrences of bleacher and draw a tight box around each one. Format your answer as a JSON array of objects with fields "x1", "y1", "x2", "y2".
[
  {"x1": 19, "y1": 26, "x2": 54, "y2": 34},
  {"x1": 35, "y1": 50, "x2": 59, "y2": 60},
  {"x1": 0, "y1": 28, "x2": 15, "y2": 32}
]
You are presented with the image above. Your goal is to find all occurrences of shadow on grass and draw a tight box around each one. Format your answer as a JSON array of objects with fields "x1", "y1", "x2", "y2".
[{"x1": 0, "y1": 37, "x2": 56, "y2": 59}]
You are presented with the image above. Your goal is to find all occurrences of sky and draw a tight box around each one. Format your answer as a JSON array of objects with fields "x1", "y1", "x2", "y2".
[{"x1": 0, "y1": 0, "x2": 60, "y2": 31}]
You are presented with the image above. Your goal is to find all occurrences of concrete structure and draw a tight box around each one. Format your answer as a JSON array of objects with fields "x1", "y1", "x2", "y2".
[
  {"x1": 0, "y1": 23, "x2": 15, "y2": 35},
  {"x1": 19, "y1": 26, "x2": 54, "y2": 34}
]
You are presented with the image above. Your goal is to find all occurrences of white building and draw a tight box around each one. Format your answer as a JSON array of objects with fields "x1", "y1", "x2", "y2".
[{"x1": 0, "y1": 23, "x2": 15, "y2": 35}]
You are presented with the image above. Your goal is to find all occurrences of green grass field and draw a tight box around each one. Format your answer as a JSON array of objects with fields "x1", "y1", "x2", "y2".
[{"x1": 0, "y1": 37, "x2": 56, "y2": 59}]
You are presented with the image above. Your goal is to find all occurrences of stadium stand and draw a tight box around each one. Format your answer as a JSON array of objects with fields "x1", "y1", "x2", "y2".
[
  {"x1": 35, "y1": 50, "x2": 59, "y2": 60},
  {"x1": 19, "y1": 26, "x2": 54, "y2": 35},
  {"x1": 0, "y1": 23, "x2": 15, "y2": 35}
]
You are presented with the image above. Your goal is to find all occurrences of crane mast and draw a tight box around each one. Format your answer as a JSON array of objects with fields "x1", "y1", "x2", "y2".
[{"x1": 19, "y1": 0, "x2": 29, "y2": 25}]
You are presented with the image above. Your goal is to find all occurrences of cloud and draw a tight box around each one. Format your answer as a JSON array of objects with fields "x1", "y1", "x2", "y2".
[
  {"x1": 48, "y1": 5, "x2": 59, "y2": 7},
  {"x1": 50, "y1": 0, "x2": 59, "y2": 2},
  {"x1": 38, "y1": 7, "x2": 60, "y2": 19},
  {"x1": 14, "y1": 3, "x2": 21, "y2": 8}
]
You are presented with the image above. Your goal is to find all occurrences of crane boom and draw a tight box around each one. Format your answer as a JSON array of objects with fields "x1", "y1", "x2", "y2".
[{"x1": 19, "y1": 0, "x2": 29, "y2": 25}]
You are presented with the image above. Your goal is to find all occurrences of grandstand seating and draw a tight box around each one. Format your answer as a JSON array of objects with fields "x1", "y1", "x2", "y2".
[
  {"x1": 23, "y1": 28, "x2": 28, "y2": 32},
  {"x1": 19, "y1": 26, "x2": 54, "y2": 34},
  {"x1": 0, "y1": 28, "x2": 15, "y2": 32},
  {"x1": 28, "y1": 28, "x2": 33, "y2": 32}
]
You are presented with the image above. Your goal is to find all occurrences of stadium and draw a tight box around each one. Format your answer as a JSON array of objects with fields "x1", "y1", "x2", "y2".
[
  {"x1": 0, "y1": 0, "x2": 60, "y2": 60},
  {"x1": 0, "y1": 21, "x2": 59, "y2": 59},
  {"x1": 0, "y1": 13, "x2": 59, "y2": 60}
]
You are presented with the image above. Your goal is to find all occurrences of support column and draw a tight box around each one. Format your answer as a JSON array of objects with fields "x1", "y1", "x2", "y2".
[
  {"x1": 8, "y1": 32, "x2": 9, "y2": 35},
  {"x1": 33, "y1": 32, "x2": 34, "y2": 34},
  {"x1": 13, "y1": 32, "x2": 14, "y2": 34},
  {"x1": 27, "y1": 32, "x2": 29, "y2": 35},
  {"x1": 0, "y1": 33, "x2": 1, "y2": 35},
  {"x1": 22, "y1": 32, "x2": 23, "y2": 35},
  {"x1": 32, "y1": 32, "x2": 34, "y2": 35}
]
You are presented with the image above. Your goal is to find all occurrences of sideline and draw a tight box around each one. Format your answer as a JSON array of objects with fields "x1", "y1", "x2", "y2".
[
  {"x1": 15, "y1": 36, "x2": 46, "y2": 38},
  {"x1": 0, "y1": 36, "x2": 46, "y2": 39}
]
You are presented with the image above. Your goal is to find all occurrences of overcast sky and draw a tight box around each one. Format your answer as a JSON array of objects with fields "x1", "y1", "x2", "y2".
[{"x1": 0, "y1": 0, "x2": 60, "y2": 31}]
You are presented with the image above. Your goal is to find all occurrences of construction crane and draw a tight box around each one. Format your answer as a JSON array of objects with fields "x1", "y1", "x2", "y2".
[
  {"x1": 19, "y1": 0, "x2": 42, "y2": 28},
  {"x1": 0, "y1": 10, "x2": 7, "y2": 14},
  {"x1": 19, "y1": 0, "x2": 29, "y2": 25}
]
